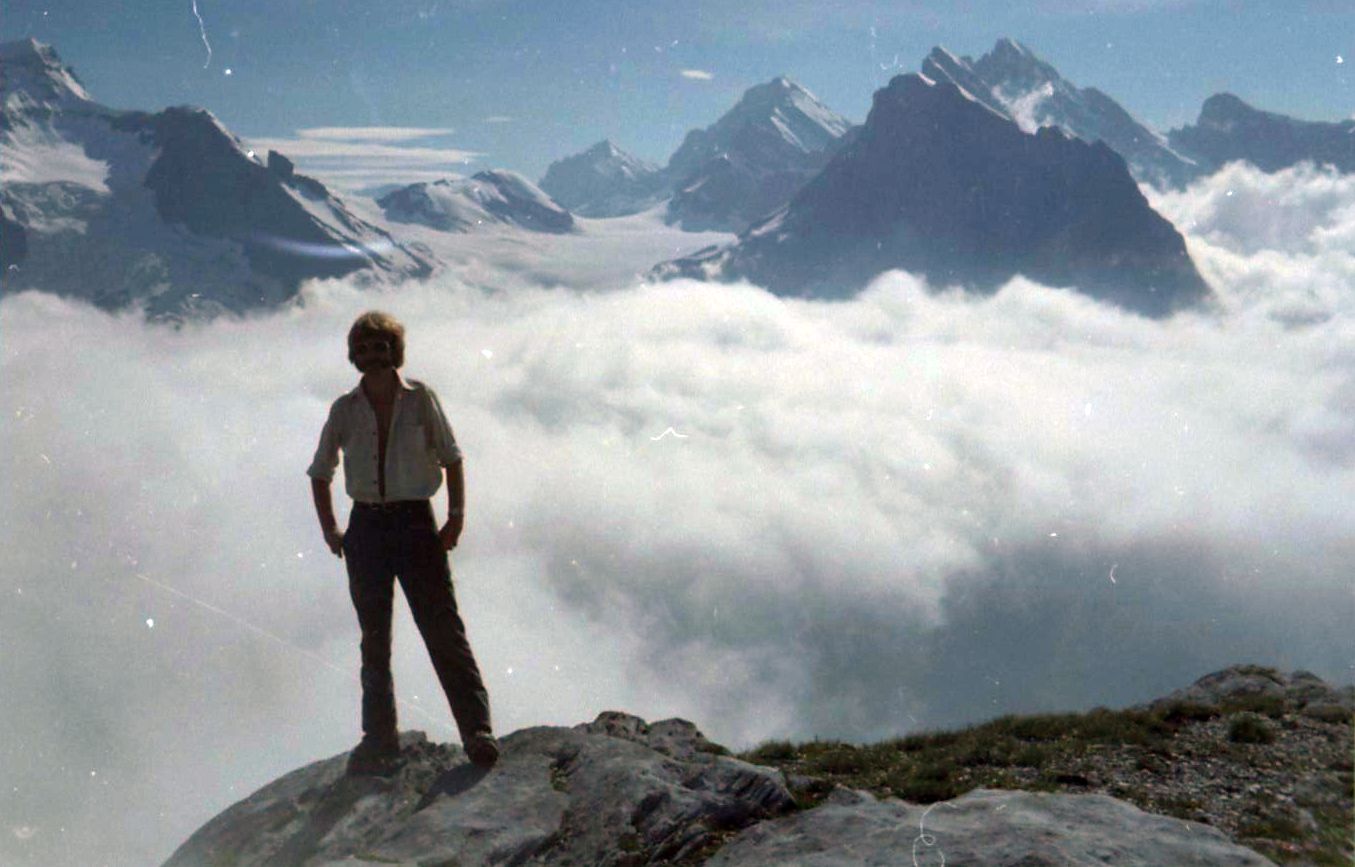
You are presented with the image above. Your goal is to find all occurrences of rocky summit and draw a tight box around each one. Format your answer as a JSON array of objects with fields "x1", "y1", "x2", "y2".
[
  {"x1": 162, "y1": 714, "x2": 794, "y2": 867},
  {"x1": 161, "y1": 663, "x2": 1354, "y2": 866},
  {"x1": 1168, "y1": 93, "x2": 1355, "y2": 175}
]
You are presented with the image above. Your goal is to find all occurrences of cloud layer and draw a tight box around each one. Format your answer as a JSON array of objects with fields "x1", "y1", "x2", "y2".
[{"x1": 2, "y1": 162, "x2": 1353, "y2": 866}]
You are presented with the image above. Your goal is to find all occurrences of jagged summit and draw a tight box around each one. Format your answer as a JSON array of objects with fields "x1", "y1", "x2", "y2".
[
  {"x1": 0, "y1": 37, "x2": 94, "y2": 110},
  {"x1": 653, "y1": 71, "x2": 1209, "y2": 318},
  {"x1": 977, "y1": 36, "x2": 1064, "y2": 87},
  {"x1": 583, "y1": 138, "x2": 625, "y2": 157},
  {"x1": 538, "y1": 138, "x2": 665, "y2": 217},
  {"x1": 1198, "y1": 92, "x2": 1276, "y2": 126},
  {"x1": 666, "y1": 74, "x2": 850, "y2": 181},
  {"x1": 1169, "y1": 91, "x2": 1355, "y2": 173},
  {"x1": 920, "y1": 46, "x2": 1010, "y2": 118},
  {"x1": 538, "y1": 75, "x2": 853, "y2": 229},
  {"x1": 662, "y1": 75, "x2": 854, "y2": 232},
  {"x1": 920, "y1": 37, "x2": 1198, "y2": 188}
]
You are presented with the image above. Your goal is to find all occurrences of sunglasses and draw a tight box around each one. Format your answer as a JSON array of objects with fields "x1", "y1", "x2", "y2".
[{"x1": 351, "y1": 339, "x2": 390, "y2": 354}]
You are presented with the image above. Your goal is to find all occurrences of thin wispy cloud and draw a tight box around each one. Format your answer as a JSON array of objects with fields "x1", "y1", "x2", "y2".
[
  {"x1": 294, "y1": 126, "x2": 459, "y2": 142},
  {"x1": 246, "y1": 136, "x2": 479, "y2": 163},
  {"x1": 680, "y1": 68, "x2": 715, "y2": 80},
  {"x1": 482, "y1": 116, "x2": 515, "y2": 124},
  {"x1": 244, "y1": 133, "x2": 482, "y2": 193}
]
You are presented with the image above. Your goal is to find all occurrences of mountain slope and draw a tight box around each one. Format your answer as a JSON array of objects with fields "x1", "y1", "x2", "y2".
[
  {"x1": 1169, "y1": 93, "x2": 1355, "y2": 174},
  {"x1": 920, "y1": 38, "x2": 1200, "y2": 188},
  {"x1": 537, "y1": 139, "x2": 667, "y2": 218},
  {"x1": 0, "y1": 38, "x2": 433, "y2": 318},
  {"x1": 378, "y1": 170, "x2": 577, "y2": 233},
  {"x1": 663, "y1": 76, "x2": 854, "y2": 232},
  {"x1": 652, "y1": 73, "x2": 1211, "y2": 319}
]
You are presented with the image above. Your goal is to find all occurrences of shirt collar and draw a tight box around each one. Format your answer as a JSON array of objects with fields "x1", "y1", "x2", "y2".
[{"x1": 345, "y1": 373, "x2": 415, "y2": 401}]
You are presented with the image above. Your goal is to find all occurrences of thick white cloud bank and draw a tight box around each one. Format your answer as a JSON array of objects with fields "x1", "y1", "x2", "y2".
[{"x1": 3, "y1": 162, "x2": 1353, "y2": 866}]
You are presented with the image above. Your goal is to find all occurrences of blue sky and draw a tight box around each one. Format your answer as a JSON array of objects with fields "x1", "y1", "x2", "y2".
[{"x1": 3, "y1": 0, "x2": 1350, "y2": 186}]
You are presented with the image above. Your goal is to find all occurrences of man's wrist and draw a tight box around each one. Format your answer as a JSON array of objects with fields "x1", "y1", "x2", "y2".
[{"x1": 448, "y1": 508, "x2": 464, "y2": 517}]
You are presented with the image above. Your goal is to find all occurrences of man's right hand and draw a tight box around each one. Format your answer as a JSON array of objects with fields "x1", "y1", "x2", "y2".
[{"x1": 324, "y1": 527, "x2": 345, "y2": 559}]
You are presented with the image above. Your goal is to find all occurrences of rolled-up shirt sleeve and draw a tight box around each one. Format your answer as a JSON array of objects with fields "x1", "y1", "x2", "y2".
[
  {"x1": 307, "y1": 401, "x2": 342, "y2": 482},
  {"x1": 423, "y1": 387, "x2": 463, "y2": 466}
]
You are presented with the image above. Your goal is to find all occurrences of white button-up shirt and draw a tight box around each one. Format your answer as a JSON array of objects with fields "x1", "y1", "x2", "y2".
[{"x1": 307, "y1": 376, "x2": 463, "y2": 503}]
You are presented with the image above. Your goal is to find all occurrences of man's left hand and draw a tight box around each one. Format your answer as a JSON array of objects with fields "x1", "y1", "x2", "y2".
[{"x1": 438, "y1": 515, "x2": 463, "y2": 551}]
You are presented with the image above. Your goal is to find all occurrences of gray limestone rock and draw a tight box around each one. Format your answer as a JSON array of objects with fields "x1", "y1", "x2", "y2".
[
  {"x1": 162, "y1": 714, "x2": 794, "y2": 867},
  {"x1": 705, "y1": 785, "x2": 1277, "y2": 866},
  {"x1": 1130, "y1": 664, "x2": 1355, "y2": 715}
]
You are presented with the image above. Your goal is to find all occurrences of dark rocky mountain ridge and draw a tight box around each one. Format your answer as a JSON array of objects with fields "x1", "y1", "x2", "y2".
[
  {"x1": 652, "y1": 73, "x2": 1212, "y2": 319},
  {"x1": 1169, "y1": 92, "x2": 1355, "y2": 175}
]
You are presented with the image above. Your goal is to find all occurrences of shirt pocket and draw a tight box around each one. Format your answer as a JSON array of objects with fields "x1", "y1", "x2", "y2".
[{"x1": 395, "y1": 421, "x2": 431, "y2": 462}]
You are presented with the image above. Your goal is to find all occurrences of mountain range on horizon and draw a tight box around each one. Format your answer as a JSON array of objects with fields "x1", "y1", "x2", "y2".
[
  {"x1": 539, "y1": 75, "x2": 855, "y2": 232},
  {"x1": 1, "y1": 35, "x2": 1350, "y2": 320},
  {"x1": 377, "y1": 170, "x2": 577, "y2": 235},
  {"x1": 0, "y1": 38, "x2": 435, "y2": 319},
  {"x1": 651, "y1": 72, "x2": 1212, "y2": 318},
  {"x1": 545, "y1": 37, "x2": 1352, "y2": 226}
]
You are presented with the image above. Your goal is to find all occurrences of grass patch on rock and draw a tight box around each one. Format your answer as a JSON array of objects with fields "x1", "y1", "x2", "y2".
[{"x1": 735, "y1": 698, "x2": 1350, "y2": 865}]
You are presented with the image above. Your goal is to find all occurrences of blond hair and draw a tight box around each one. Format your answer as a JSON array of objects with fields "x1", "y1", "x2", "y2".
[{"x1": 347, "y1": 310, "x2": 406, "y2": 368}]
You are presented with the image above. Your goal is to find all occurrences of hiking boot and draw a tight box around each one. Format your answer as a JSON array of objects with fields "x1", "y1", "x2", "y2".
[
  {"x1": 465, "y1": 732, "x2": 500, "y2": 768},
  {"x1": 346, "y1": 734, "x2": 402, "y2": 777}
]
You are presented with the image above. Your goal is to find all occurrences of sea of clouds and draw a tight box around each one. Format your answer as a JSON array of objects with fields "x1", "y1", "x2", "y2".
[{"x1": 2, "y1": 161, "x2": 1352, "y2": 865}]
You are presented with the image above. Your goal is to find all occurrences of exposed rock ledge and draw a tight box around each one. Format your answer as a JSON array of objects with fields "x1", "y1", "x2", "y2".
[{"x1": 162, "y1": 688, "x2": 1299, "y2": 866}]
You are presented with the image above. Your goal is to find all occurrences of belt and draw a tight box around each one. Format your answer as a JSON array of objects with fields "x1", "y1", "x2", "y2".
[{"x1": 353, "y1": 499, "x2": 429, "y2": 513}]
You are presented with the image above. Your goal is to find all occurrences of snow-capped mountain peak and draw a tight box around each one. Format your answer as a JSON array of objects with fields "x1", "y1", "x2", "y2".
[
  {"x1": 538, "y1": 139, "x2": 666, "y2": 218},
  {"x1": 919, "y1": 48, "x2": 1010, "y2": 119},
  {"x1": 707, "y1": 75, "x2": 851, "y2": 154},
  {"x1": 1, "y1": 40, "x2": 435, "y2": 318},
  {"x1": 379, "y1": 170, "x2": 576, "y2": 234},
  {"x1": 1, "y1": 38, "x2": 94, "y2": 112},
  {"x1": 660, "y1": 74, "x2": 854, "y2": 230},
  {"x1": 921, "y1": 37, "x2": 1199, "y2": 188},
  {"x1": 976, "y1": 37, "x2": 1063, "y2": 91}
]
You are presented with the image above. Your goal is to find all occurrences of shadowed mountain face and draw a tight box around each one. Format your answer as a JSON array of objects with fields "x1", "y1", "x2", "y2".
[
  {"x1": 1169, "y1": 93, "x2": 1355, "y2": 175},
  {"x1": 0, "y1": 38, "x2": 433, "y2": 319},
  {"x1": 653, "y1": 73, "x2": 1211, "y2": 319},
  {"x1": 920, "y1": 38, "x2": 1201, "y2": 189}
]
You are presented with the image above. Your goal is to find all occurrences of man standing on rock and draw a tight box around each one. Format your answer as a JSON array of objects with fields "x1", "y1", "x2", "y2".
[{"x1": 308, "y1": 310, "x2": 499, "y2": 775}]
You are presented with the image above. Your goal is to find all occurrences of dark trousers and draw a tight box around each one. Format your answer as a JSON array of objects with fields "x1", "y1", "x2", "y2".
[{"x1": 342, "y1": 499, "x2": 492, "y2": 745}]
